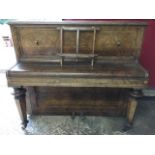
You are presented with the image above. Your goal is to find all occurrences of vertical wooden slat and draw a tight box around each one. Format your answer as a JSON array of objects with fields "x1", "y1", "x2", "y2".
[
  {"x1": 91, "y1": 27, "x2": 96, "y2": 68},
  {"x1": 76, "y1": 29, "x2": 80, "y2": 55},
  {"x1": 60, "y1": 27, "x2": 63, "y2": 67}
]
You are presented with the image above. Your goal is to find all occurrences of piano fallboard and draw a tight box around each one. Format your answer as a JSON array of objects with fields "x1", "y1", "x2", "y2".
[{"x1": 7, "y1": 61, "x2": 148, "y2": 88}]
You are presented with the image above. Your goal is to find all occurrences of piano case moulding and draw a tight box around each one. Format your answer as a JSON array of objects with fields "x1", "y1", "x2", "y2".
[{"x1": 6, "y1": 21, "x2": 148, "y2": 130}]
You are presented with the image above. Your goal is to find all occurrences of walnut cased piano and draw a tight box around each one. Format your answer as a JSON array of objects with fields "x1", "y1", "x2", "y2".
[{"x1": 6, "y1": 21, "x2": 148, "y2": 130}]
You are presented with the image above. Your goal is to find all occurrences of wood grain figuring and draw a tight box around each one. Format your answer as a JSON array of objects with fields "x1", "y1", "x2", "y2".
[
  {"x1": 26, "y1": 87, "x2": 37, "y2": 114},
  {"x1": 19, "y1": 27, "x2": 60, "y2": 56},
  {"x1": 31, "y1": 87, "x2": 128, "y2": 116},
  {"x1": 10, "y1": 24, "x2": 146, "y2": 61},
  {"x1": 10, "y1": 26, "x2": 22, "y2": 60},
  {"x1": 7, "y1": 62, "x2": 148, "y2": 88},
  {"x1": 127, "y1": 97, "x2": 138, "y2": 124},
  {"x1": 8, "y1": 62, "x2": 148, "y2": 78},
  {"x1": 7, "y1": 77, "x2": 148, "y2": 88},
  {"x1": 6, "y1": 21, "x2": 148, "y2": 129}
]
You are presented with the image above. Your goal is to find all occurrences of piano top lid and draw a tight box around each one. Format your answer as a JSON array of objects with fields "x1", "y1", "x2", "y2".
[{"x1": 8, "y1": 20, "x2": 147, "y2": 26}]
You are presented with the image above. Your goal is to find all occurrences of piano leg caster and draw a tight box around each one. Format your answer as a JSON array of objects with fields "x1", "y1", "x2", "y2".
[
  {"x1": 12, "y1": 87, "x2": 28, "y2": 129},
  {"x1": 123, "y1": 122, "x2": 132, "y2": 131},
  {"x1": 21, "y1": 120, "x2": 29, "y2": 130}
]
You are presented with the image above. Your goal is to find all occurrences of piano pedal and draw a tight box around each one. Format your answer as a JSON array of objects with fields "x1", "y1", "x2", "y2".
[
  {"x1": 71, "y1": 112, "x2": 76, "y2": 120},
  {"x1": 122, "y1": 122, "x2": 132, "y2": 132},
  {"x1": 80, "y1": 112, "x2": 86, "y2": 121}
]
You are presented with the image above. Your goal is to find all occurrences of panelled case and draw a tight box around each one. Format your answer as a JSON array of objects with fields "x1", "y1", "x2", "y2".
[{"x1": 6, "y1": 21, "x2": 148, "y2": 130}]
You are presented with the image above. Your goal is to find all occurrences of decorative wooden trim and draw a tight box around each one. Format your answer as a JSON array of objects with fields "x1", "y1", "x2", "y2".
[
  {"x1": 19, "y1": 56, "x2": 136, "y2": 63},
  {"x1": 13, "y1": 87, "x2": 26, "y2": 99},
  {"x1": 10, "y1": 26, "x2": 22, "y2": 61},
  {"x1": 8, "y1": 77, "x2": 148, "y2": 88},
  {"x1": 130, "y1": 89, "x2": 143, "y2": 98},
  {"x1": 26, "y1": 87, "x2": 38, "y2": 115},
  {"x1": 124, "y1": 89, "x2": 143, "y2": 131},
  {"x1": 8, "y1": 21, "x2": 148, "y2": 26}
]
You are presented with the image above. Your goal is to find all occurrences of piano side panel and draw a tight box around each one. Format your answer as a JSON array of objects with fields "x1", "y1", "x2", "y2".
[{"x1": 27, "y1": 87, "x2": 128, "y2": 116}]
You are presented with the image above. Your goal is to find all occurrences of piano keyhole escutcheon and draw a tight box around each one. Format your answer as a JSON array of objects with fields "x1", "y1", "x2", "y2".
[
  {"x1": 116, "y1": 41, "x2": 121, "y2": 47},
  {"x1": 35, "y1": 40, "x2": 39, "y2": 46}
]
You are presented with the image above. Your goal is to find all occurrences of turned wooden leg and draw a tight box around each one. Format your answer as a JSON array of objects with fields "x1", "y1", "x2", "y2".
[
  {"x1": 124, "y1": 97, "x2": 138, "y2": 131},
  {"x1": 13, "y1": 87, "x2": 28, "y2": 129},
  {"x1": 123, "y1": 89, "x2": 142, "y2": 131}
]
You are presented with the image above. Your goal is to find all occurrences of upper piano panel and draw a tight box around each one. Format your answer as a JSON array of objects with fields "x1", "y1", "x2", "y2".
[{"x1": 9, "y1": 21, "x2": 147, "y2": 62}]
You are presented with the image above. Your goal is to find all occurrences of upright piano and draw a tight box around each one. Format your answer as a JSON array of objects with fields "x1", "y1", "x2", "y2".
[{"x1": 6, "y1": 21, "x2": 148, "y2": 130}]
